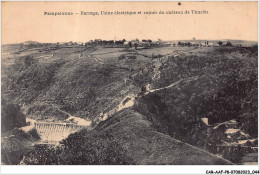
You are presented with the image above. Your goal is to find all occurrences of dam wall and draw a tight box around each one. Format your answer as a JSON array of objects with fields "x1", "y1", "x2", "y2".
[{"x1": 35, "y1": 122, "x2": 88, "y2": 142}]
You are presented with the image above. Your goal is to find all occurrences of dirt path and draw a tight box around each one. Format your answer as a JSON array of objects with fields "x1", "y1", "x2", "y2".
[
  {"x1": 99, "y1": 48, "x2": 197, "y2": 121},
  {"x1": 171, "y1": 135, "x2": 235, "y2": 165},
  {"x1": 94, "y1": 46, "x2": 235, "y2": 164}
]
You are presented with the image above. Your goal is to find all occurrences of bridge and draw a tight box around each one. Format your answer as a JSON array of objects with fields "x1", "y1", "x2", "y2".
[{"x1": 35, "y1": 122, "x2": 89, "y2": 143}]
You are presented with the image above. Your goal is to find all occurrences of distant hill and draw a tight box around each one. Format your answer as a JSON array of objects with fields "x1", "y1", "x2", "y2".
[
  {"x1": 23, "y1": 41, "x2": 40, "y2": 45},
  {"x1": 167, "y1": 39, "x2": 258, "y2": 46}
]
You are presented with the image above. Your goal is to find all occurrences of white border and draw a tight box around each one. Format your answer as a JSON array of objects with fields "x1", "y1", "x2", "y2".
[
  {"x1": 1, "y1": 165, "x2": 260, "y2": 175},
  {"x1": 0, "y1": 0, "x2": 259, "y2": 174}
]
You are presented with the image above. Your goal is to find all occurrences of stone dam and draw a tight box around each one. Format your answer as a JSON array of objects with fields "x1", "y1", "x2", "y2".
[{"x1": 34, "y1": 122, "x2": 89, "y2": 143}]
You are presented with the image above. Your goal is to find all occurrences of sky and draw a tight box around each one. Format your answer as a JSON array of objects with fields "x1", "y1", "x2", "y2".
[{"x1": 1, "y1": 1, "x2": 258, "y2": 44}]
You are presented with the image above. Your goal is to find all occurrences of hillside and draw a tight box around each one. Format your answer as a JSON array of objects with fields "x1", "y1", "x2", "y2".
[
  {"x1": 1, "y1": 44, "x2": 258, "y2": 165},
  {"x1": 22, "y1": 109, "x2": 233, "y2": 165},
  {"x1": 2, "y1": 46, "x2": 140, "y2": 122},
  {"x1": 151, "y1": 46, "x2": 258, "y2": 138},
  {"x1": 95, "y1": 109, "x2": 234, "y2": 165}
]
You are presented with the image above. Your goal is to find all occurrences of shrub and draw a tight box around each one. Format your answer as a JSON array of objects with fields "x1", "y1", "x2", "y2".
[
  {"x1": 23, "y1": 130, "x2": 135, "y2": 165},
  {"x1": 1, "y1": 99, "x2": 26, "y2": 133},
  {"x1": 118, "y1": 54, "x2": 126, "y2": 60}
]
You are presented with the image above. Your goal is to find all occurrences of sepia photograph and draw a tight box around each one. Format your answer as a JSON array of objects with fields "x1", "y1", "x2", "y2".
[{"x1": 1, "y1": 1, "x2": 258, "y2": 169}]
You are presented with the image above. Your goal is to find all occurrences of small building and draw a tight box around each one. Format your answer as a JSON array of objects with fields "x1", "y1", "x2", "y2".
[{"x1": 201, "y1": 117, "x2": 209, "y2": 126}]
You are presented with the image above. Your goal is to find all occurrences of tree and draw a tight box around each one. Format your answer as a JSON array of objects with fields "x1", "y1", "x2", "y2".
[
  {"x1": 1, "y1": 99, "x2": 26, "y2": 133},
  {"x1": 218, "y1": 41, "x2": 223, "y2": 46},
  {"x1": 140, "y1": 85, "x2": 146, "y2": 95},
  {"x1": 226, "y1": 41, "x2": 232, "y2": 46},
  {"x1": 178, "y1": 42, "x2": 183, "y2": 46},
  {"x1": 22, "y1": 145, "x2": 63, "y2": 165},
  {"x1": 23, "y1": 130, "x2": 135, "y2": 165},
  {"x1": 128, "y1": 41, "x2": 132, "y2": 48},
  {"x1": 134, "y1": 43, "x2": 138, "y2": 50},
  {"x1": 122, "y1": 39, "x2": 126, "y2": 45}
]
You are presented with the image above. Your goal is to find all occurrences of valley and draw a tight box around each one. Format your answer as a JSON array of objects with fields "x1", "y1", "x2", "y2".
[{"x1": 1, "y1": 41, "x2": 258, "y2": 165}]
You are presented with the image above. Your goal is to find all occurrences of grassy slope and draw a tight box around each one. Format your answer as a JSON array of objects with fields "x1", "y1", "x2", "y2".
[
  {"x1": 95, "y1": 109, "x2": 232, "y2": 165},
  {"x1": 2, "y1": 46, "x2": 140, "y2": 121},
  {"x1": 2, "y1": 45, "x2": 257, "y2": 164},
  {"x1": 1, "y1": 129, "x2": 39, "y2": 165},
  {"x1": 150, "y1": 46, "x2": 258, "y2": 138}
]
